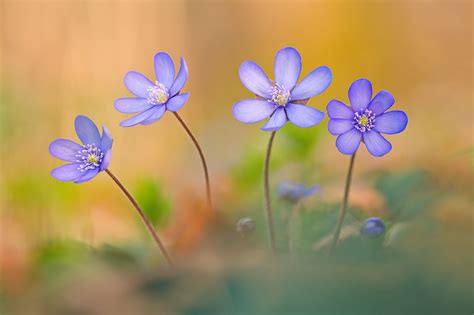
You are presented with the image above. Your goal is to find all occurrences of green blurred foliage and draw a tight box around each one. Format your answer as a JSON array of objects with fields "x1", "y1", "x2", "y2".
[
  {"x1": 280, "y1": 122, "x2": 323, "y2": 159},
  {"x1": 4, "y1": 167, "x2": 471, "y2": 314},
  {"x1": 5, "y1": 172, "x2": 81, "y2": 213},
  {"x1": 0, "y1": 295, "x2": 6, "y2": 315},
  {"x1": 374, "y1": 170, "x2": 437, "y2": 221},
  {"x1": 93, "y1": 243, "x2": 146, "y2": 268},
  {"x1": 464, "y1": 146, "x2": 474, "y2": 168},
  {"x1": 230, "y1": 123, "x2": 323, "y2": 201},
  {"x1": 18, "y1": 224, "x2": 472, "y2": 315},
  {"x1": 230, "y1": 147, "x2": 265, "y2": 192},
  {"x1": 292, "y1": 203, "x2": 357, "y2": 254},
  {"x1": 270, "y1": 169, "x2": 439, "y2": 257},
  {"x1": 32, "y1": 240, "x2": 90, "y2": 281},
  {"x1": 133, "y1": 177, "x2": 171, "y2": 227}
]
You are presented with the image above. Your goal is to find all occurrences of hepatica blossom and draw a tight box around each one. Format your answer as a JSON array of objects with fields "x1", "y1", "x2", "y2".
[
  {"x1": 278, "y1": 182, "x2": 320, "y2": 203},
  {"x1": 233, "y1": 47, "x2": 332, "y2": 131},
  {"x1": 327, "y1": 79, "x2": 408, "y2": 156},
  {"x1": 49, "y1": 115, "x2": 112, "y2": 183},
  {"x1": 115, "y1": 52, "x2": 189, "y2": 127}
]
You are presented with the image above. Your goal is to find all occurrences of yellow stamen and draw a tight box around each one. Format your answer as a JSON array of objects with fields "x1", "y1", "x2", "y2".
[
  {"x1": 358, "y1": 115, "x2": 369, "y2": 126},
  {"x1": 156, "y1": 91, "x2": 168, "y2": 104},
  {"x1": 275, "y1": 94, "x2": 287, "y2": 106},
  {"x1": 87, "y1": 154, "x2": 99, "y2": 164}
]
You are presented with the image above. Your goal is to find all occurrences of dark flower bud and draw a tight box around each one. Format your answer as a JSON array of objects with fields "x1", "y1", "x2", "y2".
[
  {"x1": 361, "y1": 217, "x2": 385, "y2": 238},
  {"x1": 236, "y1": 217, "x2": 256, "y2": 236}
]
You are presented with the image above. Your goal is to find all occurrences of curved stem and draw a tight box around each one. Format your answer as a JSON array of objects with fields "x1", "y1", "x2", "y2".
[
  {"x1": 330, "y1": 152, "x2": 357, "y2": 251},
  {"x1": 263, "y1": 131, "x2": 277, "y2": 253},
  {"x1": 105, "y1": 169, "x2": 173, "y2": 266},
  {"x1": 173, "y1": 112, "x2": 212, "y2": 210}
]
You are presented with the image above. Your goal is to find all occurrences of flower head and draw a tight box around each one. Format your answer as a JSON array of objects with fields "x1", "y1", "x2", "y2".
[
  {"x1": 327, "y1": 79, "x2": 408, "y2": 157},
  {"x1": 49, "y1": 115, "x2": 113, "y2": 184},
  {"x1": 278, "y1": 181, "x2": 320, "y2": 203},
  {"x1": 115, "y1": 52, "x2": 189, "y2": 127},
  {"x1": 233, "y1": 47, "x2": 332, "y2": 131},
  {"x1": 361, "y1": 217, "x2": 385, "y2": 238}
]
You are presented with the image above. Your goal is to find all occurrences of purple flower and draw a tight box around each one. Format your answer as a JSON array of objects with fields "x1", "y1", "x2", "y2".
[
  {"x1": 361, "y1": 217, "x2": 385, "y2": 238},
  {"x1": 278, "y1": 182, "x2": 320, "y2": 203},
  {"x1": 327, "y1": 79, "x2": 408, "y2": 157},
  {"x1": 49, "y1": 115, "x2": 113, "y2": 184},
  {"x1": 115, "y1": 52, "x2": 189, "y2": 127},
  {"x1": 233, "y1": 47, "x2": 332, "y2": 131}
]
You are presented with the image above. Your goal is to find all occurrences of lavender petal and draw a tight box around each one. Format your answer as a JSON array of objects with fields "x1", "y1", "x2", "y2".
[
  {"x1": 49, "y1": 139, "x2": 83, "y2": 162},
  {"x1": 166, "y1": 93, "x2": 189, "y2": 112},
  {"x1": 367, "y1": 90, "x2": 395, "y2": 116},
  {"x1": 124, "y1": 71, "x2": 154, "y2": 98},
  {"x1": 363, "y1": 130, "x2": 392, "y2": 157},
  {"x1": 274, "y1": 47, "x2": 301, "y2": 91},
  {"x1": 154, "y1": 52, "x2": 175, "y2": 89},
  {"x1": 374, "y1": 110, "x2": 408, "y2": 134},
  {"x1": 114, "y1": 98, "x2": 153, "y2": 114},
  {"x1": 100, "y1": 125, "x2": 113, "y2": 152},
  {"x1": 261, "y1": 107, "x2": 287, "y2": 131},
  {"x1": 239, "y1": 60, "x2": 273, "y2": 99},
  {"x1": 119, "y1": 107, "x2": 157, "y2": 127},
  {"x1": 327, "y1": 100, "x2": 354, "y2": 119},
  {"x1": 168, "y1": 57, "x2": 188, "y2": 97},
  {"x1": 74, "y1": 168, "x2": 99, "y2": 184},
  {"x1": 290, "y1": 66, "x2": 332, "y2": 100},
  {"x1": 348, "y1": 78, "x2": 372, "y2": 112},
  {"x1": 100, "y1": 149, "x2": 112, "y2": 171},
  {"x1": 141, "y1": 104, "x2": 167, "y2": 125},
  {"x1": 51, "y1": 163, "x2": 84, "y2": 181},
  {"x1": 336, "y1": 128, "x2": 362, "y2": 155},
  {"x1": 328, "y1": 119, "x2": 354, "y2": 135},
  {"x1": 232, "y1": 99, "x2": 276, "y2": 124},
  {"x1": 75, "y1": 115, "x2": 101, "y2": 146},
  {"x1": 285, "y1": 103, "x2": 324, "y2": 128}
]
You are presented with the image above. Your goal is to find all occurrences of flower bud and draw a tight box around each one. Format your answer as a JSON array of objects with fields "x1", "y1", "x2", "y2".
[
  {"x1": 236, "y1": 217, "x2": 256, "y2": 236},
  {"x1": 277, "y1": 181, "x2": 319, "y2": 203},
  {"x1": 361, "y1": 217, "x2": 385, "y2": 238}
]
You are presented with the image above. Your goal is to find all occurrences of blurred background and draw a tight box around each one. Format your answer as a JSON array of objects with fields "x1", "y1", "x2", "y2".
[{"x1": 1, "y1": 0, "x2": 472, "y2": 314}]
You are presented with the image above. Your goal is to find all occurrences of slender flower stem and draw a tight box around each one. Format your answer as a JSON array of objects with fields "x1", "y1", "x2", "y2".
[
  {"x1": 330, "y1": 152, "x2": 357, "y2": 250},
  {"x1": 173, "y1": 112, "x2": 212, "y2": 210},
  {"x1": 105, "y1": 169, "x2": 173, "y2": 266},
  {"x1": 263, "y1": 131, "x2": 277, "y2": 253}
]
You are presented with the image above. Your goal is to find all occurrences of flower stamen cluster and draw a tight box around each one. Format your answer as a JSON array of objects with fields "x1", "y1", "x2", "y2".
[
  {"x1": 147, "y1": 82, "x2": 169, "y2": 105},
  {"x1": 353, "y1": 109, "x2": 375, "y2": 132},
  {"x1": 270, "y1": 83, "x2": 291, "y2": 106},
  {"x1": 76, "y1": 144, "x2": 104, "y2": 172}
]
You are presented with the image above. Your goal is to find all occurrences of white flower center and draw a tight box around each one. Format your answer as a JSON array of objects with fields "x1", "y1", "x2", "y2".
[
  {"x1": 353, "y1": 109, "x2": 376, "y2": 132},
  {"x1": 147, "y1": 82, "x2": 169, "y2": 105},
  {"x1": 76, "y1": 144, "x2": 104, "y2": 172},
  {"x1": 270, "y1": 83, "x2": 291, "y2": 106}
]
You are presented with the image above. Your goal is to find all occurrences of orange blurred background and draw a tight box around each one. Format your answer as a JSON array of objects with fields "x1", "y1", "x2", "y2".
[{"x1": 1, "y1": 0, "x2": 472, "y2": 291}]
